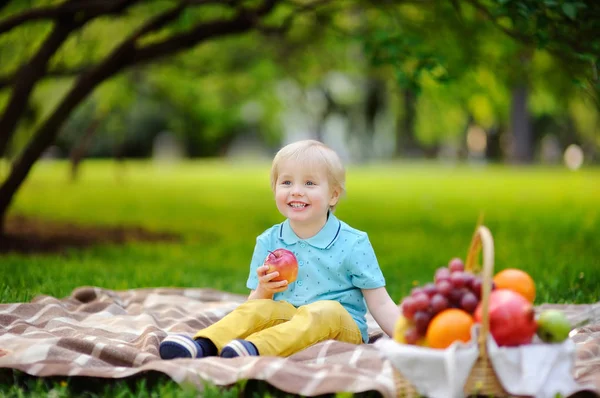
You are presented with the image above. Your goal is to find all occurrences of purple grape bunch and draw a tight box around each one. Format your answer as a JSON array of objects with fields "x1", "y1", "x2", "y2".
[{"x1": 399, "y1": 257, "x2": 490, "y2": 344}]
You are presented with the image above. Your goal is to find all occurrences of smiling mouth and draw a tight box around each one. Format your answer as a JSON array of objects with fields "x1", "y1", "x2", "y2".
[{"x1": 288, "y1": 202, "x2": 308, "y2": 209}]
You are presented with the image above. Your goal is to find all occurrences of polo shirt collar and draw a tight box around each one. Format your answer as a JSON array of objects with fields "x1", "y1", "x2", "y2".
[{"x1": 279, "y1": 212, "x2": 341, "y2": 249}]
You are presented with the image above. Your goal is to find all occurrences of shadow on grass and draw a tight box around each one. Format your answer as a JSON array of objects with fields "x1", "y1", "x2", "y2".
[{"x1": 1, "y1": 215, "x2": 180, "y2": 255}]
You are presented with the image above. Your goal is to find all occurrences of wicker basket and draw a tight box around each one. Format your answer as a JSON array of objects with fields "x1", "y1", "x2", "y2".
[{"x1": 392, "y1": 225, "x2": 519, "y2": 397}]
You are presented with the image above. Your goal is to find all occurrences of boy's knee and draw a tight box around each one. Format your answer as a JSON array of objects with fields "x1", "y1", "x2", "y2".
[
  {"x1": 312, "y1": 300, "x2": 345, "y2": 313},
  {"x1": 302, "y1": 300, "x2": 347, "y2": 322},
  {"x1": 293, "y1": 301, "x2": 360, "y2": 342}
]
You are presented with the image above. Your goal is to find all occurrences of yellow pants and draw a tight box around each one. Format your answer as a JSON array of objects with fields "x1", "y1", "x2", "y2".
[{"x1": 194, "y1": 299, "x2": 362, "y2": 357}]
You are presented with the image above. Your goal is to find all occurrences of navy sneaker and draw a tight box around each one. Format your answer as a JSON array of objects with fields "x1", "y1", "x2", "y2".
[
  {"x1": 159, "y1": 335, "x2": 203, "y2": 359},
  {"x1": 220, "y1": 339, "x2": 259, "y2": 358}
]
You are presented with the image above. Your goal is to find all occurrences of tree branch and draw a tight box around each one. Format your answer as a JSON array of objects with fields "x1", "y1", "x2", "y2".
[
  {"x1": 132, "y1": 0, "x2": 279, "y2": 64},
  {"x1": 129, "y1": 2, "x2": 187, "y2": 40},
  {"x1": 0, "y1": 0, "x2": 284, "y2": 227},
  {"x1": 0, "y1": 0, "x2": 141, "y2": 157},
  {"x1": 0, "y1": 0, "x2": 139, "y2": 35},
  {"x1": 0, "y1": 64, "x2": 92, "y2": 90},
  {"x1": 0, "y1": 0, "x2": 272, "y2": 91},
  {"x1": 0, "y1": 7, "x2": 61, "y2": 35}
]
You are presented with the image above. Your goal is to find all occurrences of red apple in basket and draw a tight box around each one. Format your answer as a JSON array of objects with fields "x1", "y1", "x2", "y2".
[
  {"x1": 474, "y1": 289, "x2": 538, "y2": 347},
  {"x1": 264, "y1": 249, "x2": 298, "y2": 283}
]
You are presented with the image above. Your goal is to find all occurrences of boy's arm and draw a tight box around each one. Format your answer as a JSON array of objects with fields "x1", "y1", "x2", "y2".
[{"x1": 363, "y1": 287, "x2": 401, "y2": 338}]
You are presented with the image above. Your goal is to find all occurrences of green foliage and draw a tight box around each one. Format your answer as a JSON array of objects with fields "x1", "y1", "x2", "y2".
[
  {"x1": 2, "y1": 0, "x2": 598, "y2": 159},
  {"x1": 353, "y1": 0, "x2": 600, "y2": 148},
  {"x1": 488, "y1": 0, "x2": 597, "y2": 56},
  {"x1": 481, "y1": 0, "x2": 599, "y2": 102},
  {"x1": 361, "y1": 4, "x2": 453, "y2": 93}
]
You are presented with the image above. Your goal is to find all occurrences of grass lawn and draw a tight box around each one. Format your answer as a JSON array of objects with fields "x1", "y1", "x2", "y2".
[{"x1": 1, "y1": 159, "x2": 599, "y2": 397}]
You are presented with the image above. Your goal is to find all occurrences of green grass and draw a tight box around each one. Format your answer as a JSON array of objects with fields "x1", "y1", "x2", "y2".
[{"x1": 1, "y1": 159, "x2": 599, "y2": 396}]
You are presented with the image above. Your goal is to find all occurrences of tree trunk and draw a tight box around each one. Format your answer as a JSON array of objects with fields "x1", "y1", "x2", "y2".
[
  {"x1": 69, "y1": 118, "x2": 102, "y2": 181},
  {"x1": 510, "y1": 85, "x2": 533, "y2": 163},
  {"x1": 365, "y1": 78, "x2": 384, "y2": 138},
  {"x1": 485, "y1": 124, "x2": 503, "y2": 161},
  {"x1": 395, "y1": 88, "x2": 419, "y2": 157},
  {"x1": 315, "y1": 88, "x2": 334, "y2": 143}
]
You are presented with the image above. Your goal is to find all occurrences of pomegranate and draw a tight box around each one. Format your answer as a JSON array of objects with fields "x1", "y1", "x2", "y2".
[{"x1": 474, "y1": 289, "x2": 538, "y2": 347}]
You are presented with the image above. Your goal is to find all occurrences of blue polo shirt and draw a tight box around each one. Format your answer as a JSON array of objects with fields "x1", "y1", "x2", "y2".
[{"x1": 246, "y1": 213, "x2": 386, "y2": 343}]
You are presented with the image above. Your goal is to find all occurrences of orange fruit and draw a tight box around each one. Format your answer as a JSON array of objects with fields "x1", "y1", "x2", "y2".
[
  {"x1": 493, "y1": 268, "x2": 536, "y2": 303},
  {"x1": 426, "y1": 309, "x2": 474, "y2": 349}
]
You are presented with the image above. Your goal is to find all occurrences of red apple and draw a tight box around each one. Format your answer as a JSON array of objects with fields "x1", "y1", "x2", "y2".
[
  {"x1": 475, "y1": 289, "x2": 538, "y2": 347},
  {"x1": 264, "y1": 248, "x2": 298, "y2": 283}
]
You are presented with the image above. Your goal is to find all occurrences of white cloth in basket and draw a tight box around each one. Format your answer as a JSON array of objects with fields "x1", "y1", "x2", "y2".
[
  {"x1": 487, "y1": 335, "x2": 585, "y2": 397},
  {"x1": 374, "y1": 336, "x2": 479, "y2": 398},
  {"x1": 375, "y1": 326, "x2": 588, "y2": 398}
]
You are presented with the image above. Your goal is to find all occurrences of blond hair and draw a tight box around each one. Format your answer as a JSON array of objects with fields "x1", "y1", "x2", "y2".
[{"x1": 270, "y1": 140, "x2": 346, "y2": 211}]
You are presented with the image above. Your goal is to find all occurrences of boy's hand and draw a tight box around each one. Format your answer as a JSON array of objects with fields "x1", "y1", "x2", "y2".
[{"x1": 256, "y1": 264, "x2": 289, "y2": 295}]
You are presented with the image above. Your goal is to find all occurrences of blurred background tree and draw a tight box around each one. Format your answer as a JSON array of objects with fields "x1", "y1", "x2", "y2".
[{"x1": 0, "y1": 0, "x2": 598, "y2": 235}]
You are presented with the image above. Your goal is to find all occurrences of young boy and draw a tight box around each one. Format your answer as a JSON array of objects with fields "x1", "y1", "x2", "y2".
[{"x1": 160, "y1": 140, "x2": 400, "y2": 359}]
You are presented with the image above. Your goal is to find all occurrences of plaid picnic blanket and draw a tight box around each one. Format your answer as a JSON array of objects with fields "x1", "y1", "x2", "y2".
[{"x1": 0, "y1": 287, "x2": 598, "y2": 397}]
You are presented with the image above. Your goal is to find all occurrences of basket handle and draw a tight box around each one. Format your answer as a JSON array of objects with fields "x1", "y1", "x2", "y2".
[{"x1": 464, "y1": 225, "x2": 494, "y2": 360}]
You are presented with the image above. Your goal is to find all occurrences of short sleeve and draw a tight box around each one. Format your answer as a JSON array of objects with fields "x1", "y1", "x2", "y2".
[
  {"x1": 246, "y1": 236, "x2": 270, "y2": 290},
  {"x1": 348, "y1": 233, "x2": 386, "y2": 289}
]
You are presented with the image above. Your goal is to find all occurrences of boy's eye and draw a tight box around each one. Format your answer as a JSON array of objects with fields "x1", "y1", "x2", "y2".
[
  {"x1": 281, "y1": 180, "x2": 291, "y2": 185},
  {"x1": 305, "y1": 181, "x2": 315, "y2": 186}
]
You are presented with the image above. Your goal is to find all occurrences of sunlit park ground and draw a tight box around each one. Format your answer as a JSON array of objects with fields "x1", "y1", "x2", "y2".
[{"x1": 1, "y1": 159, "x2": 599, "y2": 396}]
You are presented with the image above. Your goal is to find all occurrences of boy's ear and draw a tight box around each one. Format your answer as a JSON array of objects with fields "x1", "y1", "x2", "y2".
[{"x1": 329, "y1": 187, "x2": 341, "y2": 207}]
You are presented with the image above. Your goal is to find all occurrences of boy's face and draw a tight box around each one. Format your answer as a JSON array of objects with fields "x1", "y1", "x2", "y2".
[{"x1": 274, "y1": 160, "x2": 339, "y2": 231}]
